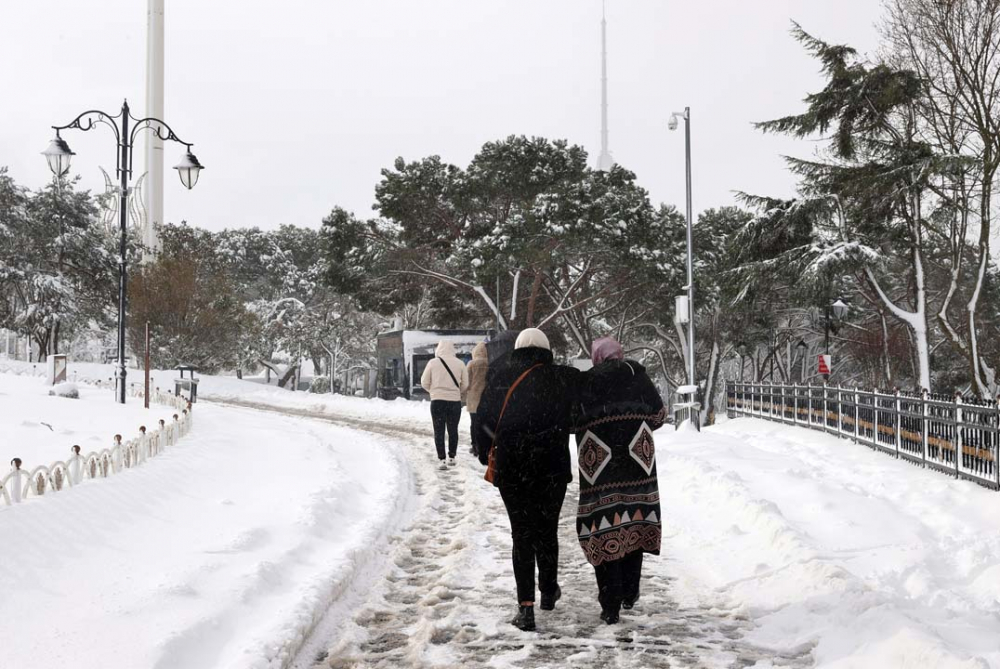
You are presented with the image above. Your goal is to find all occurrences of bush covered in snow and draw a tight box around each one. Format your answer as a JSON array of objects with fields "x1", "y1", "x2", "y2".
[
  {"x1": 48, "y1": 382, "x2": 79, "y2": 399},
  {"x1": 309, "y1": 376, "x2": 331, "y2": 394}
]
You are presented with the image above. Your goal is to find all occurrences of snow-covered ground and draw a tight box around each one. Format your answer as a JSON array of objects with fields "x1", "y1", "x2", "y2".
[
  {"x1": 0, "y1": 371, "x2": 178, "y2": 467},
  {"x1": 0, "y1": 370, "x2": 407, "y2": 669},
  {"x1": 662, "y1": 420, "x2": 1000, "y2": 668},
  {"x1": 3, "y1": 359, "x2": 999, "y2": 667}
]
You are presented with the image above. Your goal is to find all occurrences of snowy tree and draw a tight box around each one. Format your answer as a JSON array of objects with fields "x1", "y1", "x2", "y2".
[
  {"x1": 747, "y1": 24, "x2": 959, "y2": 392},
  {"x1": 882, "y1": 0, "x2": 1000, "y2": 395},
  {"x1": 0, "y1": 170, "x2": 115, "y2": 359},
  {"x1": 322, "y1": 136, "x2": 683, "y2": 357}
]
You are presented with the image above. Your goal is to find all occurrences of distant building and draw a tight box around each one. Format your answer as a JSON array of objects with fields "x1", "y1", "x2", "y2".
[{"x1": 376, "y1": 329, "x2": 493, "y2": 400}]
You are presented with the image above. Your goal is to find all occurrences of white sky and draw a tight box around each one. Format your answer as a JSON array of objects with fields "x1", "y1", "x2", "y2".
[{"x1": 0, "y1": 1, "x2": 881, "y2": 232}]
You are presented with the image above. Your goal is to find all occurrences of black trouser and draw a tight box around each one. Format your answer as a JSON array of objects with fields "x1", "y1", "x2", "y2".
[
  {"x1": 469, "y1": 412, "x2": 481, "y2": 456},
  {"x1": 430, "y1": 400, "x2": 461, "y2": 459},
  {"x1": 499, "y1": 481, "x2": 567, "y2": 603},
  {"x1": 594, "y1": 551, "x2": 643, "y2": 615}
]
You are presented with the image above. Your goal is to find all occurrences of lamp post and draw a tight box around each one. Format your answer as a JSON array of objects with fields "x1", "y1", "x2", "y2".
[
  {"x1": 44, "y1": 100, "x2": 203, "y2": 404},
  {"x1": 669, "y1": 107, "x2": 695, "y2": 414},
  {"x1": 795, "y1": 338, "x2": 808, "y2": 382},
  {"x1": 823, "y1": 299, "x2": 848, "y2": 382}
]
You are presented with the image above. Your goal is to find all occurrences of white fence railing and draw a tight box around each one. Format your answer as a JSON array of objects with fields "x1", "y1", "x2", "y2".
[
  {"x1": 726, "y1": 381, "x2": 1000, "y2": 490},
  {"x1": 1, "y1": 371, "x2": 195, "y2": 507}
]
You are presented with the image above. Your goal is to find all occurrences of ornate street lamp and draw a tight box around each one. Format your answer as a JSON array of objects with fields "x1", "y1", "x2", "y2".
[
  {"x1": 41, "y1": 133, "x2": 75, "y2": 177},
  {"x1": 173, "y1": 150, "x2": 204, "y2": 190},
  {"x1": 796, "y1": 338, "x2": 808, "y2": 382},
  {"x1": 831, "y1": 299, "x2": 848, "y2": 322},
  {"x1": 45, "y1": 99, "x2": 203, "y2": 404},
  {"x1": 823, "y1": 298, "x2": 848, "y2": 381}
]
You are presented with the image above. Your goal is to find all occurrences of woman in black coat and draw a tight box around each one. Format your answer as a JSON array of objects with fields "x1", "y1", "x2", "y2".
[
  {"x1": 477, "y1": 328, "x2": 580, "y2": 632},
  {"x1": 575, "y1": 336, "x2": 665, "y2": 624}
]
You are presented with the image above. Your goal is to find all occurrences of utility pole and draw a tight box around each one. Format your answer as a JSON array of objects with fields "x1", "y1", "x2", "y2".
[
  {"x1": 144, "y1": 0, "x2": 165, "y2": 261},
  {"x1": 144, "y1": 321, "x2": 150, "y2": 409}
]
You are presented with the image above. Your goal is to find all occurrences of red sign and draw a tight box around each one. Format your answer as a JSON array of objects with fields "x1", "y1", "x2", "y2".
[{"x1": 818, "y1": 354, "x2": 831, "y2": 376}]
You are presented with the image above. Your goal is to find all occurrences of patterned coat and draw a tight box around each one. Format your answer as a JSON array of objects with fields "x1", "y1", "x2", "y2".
[{"x1": 574, "y1": 359, "x2": 665, "y2": 567}]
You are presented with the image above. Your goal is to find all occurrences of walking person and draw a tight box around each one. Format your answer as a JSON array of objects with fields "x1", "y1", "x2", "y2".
[
  {"x1": 465, "y1": 342, "x2": 489, "y2": 458},
  {"x1": 574, "y1": 336, "x2": 666, "y2": 624},
  {"x1": 421, "y1": 340, "x2": 469, "y2": 470},
  {"x1": 477, "y1": 328, "x2": 580, "y2": 631}
]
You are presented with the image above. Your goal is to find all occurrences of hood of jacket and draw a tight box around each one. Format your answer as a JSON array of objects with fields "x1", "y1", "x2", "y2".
[
  {"x1": 591, "y1": 336, "x2": 624, "y2": 365},
  {"x1": 435, "y1": 340, "x2": 457, "y2": 358},
  {"x1": 509, "y1": 345, "x2": 554, "y2": 367},
  {"x1": 515, "y1": 328, "x2": 550, "y2": 351},
  {"x1": 472, "y1": 342, "x2": 488, "y2": 360}
]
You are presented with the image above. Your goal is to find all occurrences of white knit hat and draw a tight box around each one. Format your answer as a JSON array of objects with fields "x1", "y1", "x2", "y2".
[{"x1": 514, "y1": 328, "x2": 550, "y2": 351}]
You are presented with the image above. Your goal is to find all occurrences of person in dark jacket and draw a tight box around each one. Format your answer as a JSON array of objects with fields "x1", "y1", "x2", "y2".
[
  {"x1": 477, "y1": 328, "x2": 580, "y2": 632},
  {"x1": 465, "y1": 342, "x2": 489, "y2": 457},
  {"x1": 575, "y1": 336, "x2": 665, "y2": 624}
]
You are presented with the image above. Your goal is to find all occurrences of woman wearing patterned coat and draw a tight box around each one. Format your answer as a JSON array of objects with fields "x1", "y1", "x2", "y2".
[{"x1": 574, "y1": 336, "x2": 665, "y2": 624}]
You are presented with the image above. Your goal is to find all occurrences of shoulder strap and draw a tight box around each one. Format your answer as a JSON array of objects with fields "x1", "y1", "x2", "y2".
[{"x1": 438, "y1": 357, "x2": 460, "y2": 389}]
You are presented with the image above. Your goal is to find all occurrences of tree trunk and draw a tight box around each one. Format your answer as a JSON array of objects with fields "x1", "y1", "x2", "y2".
[
  {"x1": 278, "y1": 364, "x2": 298, "y2": 389},
  {"x1": 702, "y1": 339, "x2": 722, "y2": 426},
  {"x1": 525, "y1": 268, "x2": 542, "y2": 328}
]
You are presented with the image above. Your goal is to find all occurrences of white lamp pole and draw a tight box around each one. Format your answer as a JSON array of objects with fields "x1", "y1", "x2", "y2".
[{"x1": 669, "y1": 107, "x2": 696, "y2": 413}]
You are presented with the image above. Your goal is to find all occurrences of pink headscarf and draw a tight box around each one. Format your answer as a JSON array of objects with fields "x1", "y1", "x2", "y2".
[{"x1": 591, "y1": 336, "x2": 624, "y2": 365}]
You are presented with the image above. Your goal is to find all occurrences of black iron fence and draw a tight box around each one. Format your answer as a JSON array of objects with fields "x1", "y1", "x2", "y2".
[{"x1": 725, "y1": 381, "x2": 1000, "y2": 490}]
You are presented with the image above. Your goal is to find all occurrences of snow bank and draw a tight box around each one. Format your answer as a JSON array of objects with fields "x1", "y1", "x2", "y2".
[
  {"x1": 660, "y1": 419, "x2": 1000, "y2": 668},
  {"x1": 0, "y1": 398, "x2": 406, "y2": 669},
  {"x1": 48, "y1": 381, "x2": 79, "y2": 398},
  {"x1": 0, "y1": 371, "x2": 179, "y2": 467}
]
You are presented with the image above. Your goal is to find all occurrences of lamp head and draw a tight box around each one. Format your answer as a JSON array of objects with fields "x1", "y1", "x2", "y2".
[
  {"x1": 42, "y1": 133, "x2": 75, "y2": 177},
  {"x1": 831, "y1": 299, "x2": 848, "y2": 321},
  {"x1": 668, "y1": 115, "x2": 679, "y2": 131},
  {"x1": 173, "y1": 149, "x2": 204, "y2": 190}
]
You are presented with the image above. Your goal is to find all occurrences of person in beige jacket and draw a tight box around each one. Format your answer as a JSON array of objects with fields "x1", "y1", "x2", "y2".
[
  {"x1": 465, "y1": 342, "x2": 489, "y2": 458},
  {"x1": 420, "y1": 340, "x2": 469, "y2": 469}
]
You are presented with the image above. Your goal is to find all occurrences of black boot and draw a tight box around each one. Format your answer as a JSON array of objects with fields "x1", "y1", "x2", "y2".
[
  {"x1": 622, "y1": 593, "x2": 639, "y2": 610},
  {"x1": 511, "y1": 605, "x2": 536, "y2": 631},
  {"x1": 600, "y1": 608, "x2": 620, "y2": 625},
  {"x1": 540, "y1": 585, "x2": 561, "y2": 611}
]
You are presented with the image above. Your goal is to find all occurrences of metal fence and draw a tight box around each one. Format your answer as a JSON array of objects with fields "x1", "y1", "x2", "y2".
[
  {"x1": 725, "y1": 381, "x2": 1000, "y2": 490},
  {"x1": 0, "y1": 376, "x2": 194, "y2": 507}
]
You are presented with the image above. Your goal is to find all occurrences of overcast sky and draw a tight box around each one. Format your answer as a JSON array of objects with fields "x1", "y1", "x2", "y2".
[{"x1": 0, "y1": 1, "x2": 882, "y2": 233}]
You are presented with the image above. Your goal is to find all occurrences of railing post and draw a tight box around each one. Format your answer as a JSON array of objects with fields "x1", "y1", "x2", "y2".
[
  {"x1": 837, "y1": 386, "x2": 843, "y2": 436},
  {"x1": 792, "y1": 383, "x2": 798, "y2": 425},
  {"x1": 995, "y1": 393, "x2": 1000, "y2": 489},
  {"x1": 854, "y1": 387, "x2": 861, "y2": 443},
  {"x1": 955, "y1": 392, "x2": 963, "y2": 478},
  {"x1": 896, "y1": 388, "x2": 903, "y2": 458},
  {"x1": 9, "y1": 459, "x2": 23, "y2": 504},
  {"x1": 873, "y1": 388, "x2": 880, "y2": 448},
  {"x1": 921, "y1": 388, "x2": 929, "y2": 467},
  {"x1": 823, "y1": 382, "x2": 828, "y2": 431}
]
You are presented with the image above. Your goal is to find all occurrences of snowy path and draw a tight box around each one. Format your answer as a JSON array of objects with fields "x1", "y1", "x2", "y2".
[
  {"x1": 213, "y1": 400, "x2": 803, "y2": 669},
  {"x1": 0, "y1": 399, "x2": 406, "y2": 669},
  {"x1": 10, "y1": 356, "x2": 998, "y2": 668}
]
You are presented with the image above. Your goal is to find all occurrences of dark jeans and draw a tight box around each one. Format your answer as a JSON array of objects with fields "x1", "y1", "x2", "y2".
[
  {"x1": 469, "y1": 412, "x2": 482, "y2": 456},
  {"x1": 499, "y1": 481, "x2": 567, "y2": 603},
  {"x1": 431, "y1": 400, "x2": 461, "y2": 459},
  {"x1": 594, "y1": 551, "x2": 643, "y2": 616}
]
